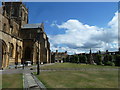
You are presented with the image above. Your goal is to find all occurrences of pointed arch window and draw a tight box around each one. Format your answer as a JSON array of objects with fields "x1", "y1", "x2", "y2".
[
  {"x1": 9, "y1": 43, "x2": 14, "y2": 57},
  {"x1": 3, "y1": 23, "x2": 6, "y2": 32}
]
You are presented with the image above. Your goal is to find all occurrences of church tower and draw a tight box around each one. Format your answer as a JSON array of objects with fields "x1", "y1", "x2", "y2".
[{"x1": 2, "y1": 2, "x2": 28, "y2": 26}]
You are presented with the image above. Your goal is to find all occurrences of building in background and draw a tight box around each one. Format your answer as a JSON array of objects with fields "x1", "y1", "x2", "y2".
[
  {"x1": 51, "y1": 50, "x2": 68, "y2": 63},
  {"x1": 0, "y1": 2, "x2": 51, "y2": 69}
]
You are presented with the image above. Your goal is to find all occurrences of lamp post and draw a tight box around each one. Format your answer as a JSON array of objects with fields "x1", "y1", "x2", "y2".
[{"x1": 36, "y1": 29, "x2": 41, "y2": 75}]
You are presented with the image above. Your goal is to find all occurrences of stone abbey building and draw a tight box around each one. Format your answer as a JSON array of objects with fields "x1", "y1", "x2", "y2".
[{"x1": 0, "y1": 2, "x2": 51, "y2": 69}]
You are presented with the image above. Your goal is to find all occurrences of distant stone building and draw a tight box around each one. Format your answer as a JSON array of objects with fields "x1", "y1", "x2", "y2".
[
  {"x1": 51, "y1": 50, "x2": 68, "y2": 63},
  {"x1": 0, "y1": 2, "x2": 51, "y2": 69}
]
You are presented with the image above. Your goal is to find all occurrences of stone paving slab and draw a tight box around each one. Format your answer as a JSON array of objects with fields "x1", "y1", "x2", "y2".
[
  {"x1": 25, "y1": 73, "x2": 38, "y2": 88},
  {"x1": 24, "y1": 73, "x2": 39, "y2": 89},
  {"x1": 23, "y1": 73, "x2": 46, "y2": 89}
]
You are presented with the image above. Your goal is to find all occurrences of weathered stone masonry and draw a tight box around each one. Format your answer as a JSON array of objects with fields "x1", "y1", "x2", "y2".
[{"x1": 0, "y1": 2, "x2": 51, "y2": 69}]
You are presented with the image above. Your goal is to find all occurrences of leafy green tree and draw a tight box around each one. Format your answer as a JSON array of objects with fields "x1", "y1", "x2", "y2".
[
  {"x1": 65, "y1": 56, "x2": 69, "y2": 62},
  {"x1": 74, "y1": 55, "x2": 79, "y2": 63},
  {"x1": 83, "y1": 55, "x2": 87, "y2": 63},
  {"x1": 103, "y1": 54, "x2": 114, "y2": 66},
  {"x1": 79, "y1": 55, "x2": 82, "y2": 63},
  {"x1": 108, "y1": 55, "x2": 113, "y2": 62},
  {"x1": 114, "y1": 55, "x2": 120, "y2": 66},
  {"x1": 86, "y1": 55, "x2": 90, "y2": 64},
  {"x1": 70, "y1": 56, "x2": 74, "y2": 63},
  {"x1": 79, "y1": 55, "x2": 87, "y2": 63},
  {"x1": 96, "y1": 54, "x2": 102, "y2": 65},
  {"x1": 63, "y1": 58, "x2": 65, "y2": 62}
]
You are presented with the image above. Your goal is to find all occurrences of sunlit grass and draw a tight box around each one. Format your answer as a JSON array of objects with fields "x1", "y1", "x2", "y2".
[
  {"x1": 0, "y1": 74, "x2": 2, "y2": 89},
  {"x1": 2, "y1": 74, "x2": 23, "y2": 88},
  {"x1": 36, "y1": 63, "x2": 118, "y2": 88},
  {"x1": 41, "y1": 63, "x2": 119, "y2": 69}
]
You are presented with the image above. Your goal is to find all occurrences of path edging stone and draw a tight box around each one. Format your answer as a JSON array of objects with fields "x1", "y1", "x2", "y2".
[{"x1": 31, "y1": 73, "x2": 47, "y2": 89}]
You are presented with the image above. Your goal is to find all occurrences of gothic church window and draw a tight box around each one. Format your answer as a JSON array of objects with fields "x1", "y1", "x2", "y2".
[
  {"x1": 3, "y1": 23, "x2": 6, "y2": 32},
  {"x1": 11, "y1": 8, "x2": 15, "y2": 16},
  {"x1": 11, "y1": 7, "x2": 18, "y2": 17},
  {"x1": 45, "y1": 41, "x2": 47, "y2": 48},
  {"x1": 9, "y1": 43, "x2": 14, "y2": 57}
]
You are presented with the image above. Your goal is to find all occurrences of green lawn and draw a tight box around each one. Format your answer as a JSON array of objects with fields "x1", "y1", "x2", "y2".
[
  {"x1": 41, "y1": 63, "x2": 119, "y2": 69},
  {"x1": 36, "y1": 63, "x2": 118, "y2": 88},
  {"x1": 0, "y1": 74, "x2": 2, "y2": 89},
  {"x1": 2, "y1": 74, "x2": 23, "y2": 88}
]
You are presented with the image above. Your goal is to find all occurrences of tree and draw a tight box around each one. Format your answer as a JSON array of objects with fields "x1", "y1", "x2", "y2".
[
  {"x1": 70, "y1": 56, "x2": 74, "y2": 63},
  {"x1": 79, "y1": 55, "x2": 82, "y2": 63},
  {"x1": 103, "y1": 54, "x2": 114, "y2": 66},
  {"x1": 74, "y1": 55, "x2": 79, "y2": 63},
  {"x1": 63, "y1": 58, "x2": 65, "y2": 63},
  {"x1": 65, "y1": 56, "x2": 69, "y2": 62},
  {"x1": 96, "y1": 54, "x2": 102, "y2": 65},
  {"x1": 114, "y1": 55, "x2": 120, "y2": 66},
  {"x1": 79, "y1": 55, "x2": 87, "y2": 63}
]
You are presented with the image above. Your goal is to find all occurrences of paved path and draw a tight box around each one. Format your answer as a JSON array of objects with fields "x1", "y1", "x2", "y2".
[
  {"x1": 23, "y1": 72, "x2": 46, "y2": 89},
  {"x1": 1, "y1": 63, "x2": 55, "y2": 74},
  {"x1": 24, "y1": 73, "x2": 38, "y2": 88}
]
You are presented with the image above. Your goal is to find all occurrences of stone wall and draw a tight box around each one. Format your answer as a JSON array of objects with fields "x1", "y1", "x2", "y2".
[
  {"x1": 0, "y1": 30, "x2": 23, "y2": 68},
  {"x1": 0, "y1": 2, "x2": 51, "y2": 69},
  {"x1": 0, "y1": 12, "x2": 23, "y2": 68},
  {"x1": 20, "y1": 27, "x2": 51, "y2": 64}
]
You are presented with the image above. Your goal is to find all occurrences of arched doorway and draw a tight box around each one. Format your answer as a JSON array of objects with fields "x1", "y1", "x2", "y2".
[
  {"x1": 1, "y1": 40, "x2": 7, "y2": 68},
  {"x1": 24, "y1": 47, "x2": 31, "y2": 61}
]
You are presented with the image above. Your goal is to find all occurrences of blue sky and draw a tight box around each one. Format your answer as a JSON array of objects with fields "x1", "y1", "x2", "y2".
[
  {"x1": 24, "y1": 2, "x2": 118, "y2": 54},
  {"x1": 1, "y1": 2, "x2": 118, "y2": 54},
  {"x1": 25, "y1": 2, "x2": 117, "y2": 34}
]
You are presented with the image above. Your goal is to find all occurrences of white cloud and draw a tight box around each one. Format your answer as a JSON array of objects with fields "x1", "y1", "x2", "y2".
[
  {"x1": 108, "y1": 11, "x2": 118, "y2": 28},
  {"x1": 50, "y1": 20, "x2": 57, "y2": 27},
  {"x1": 49, "y1": 12, "x2": 118, "y2": 54}
]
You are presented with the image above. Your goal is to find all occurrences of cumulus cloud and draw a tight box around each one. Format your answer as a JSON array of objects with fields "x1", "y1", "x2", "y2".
[{"x1": 49, "y1": 12, "x2": 118, "y2": 54}]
